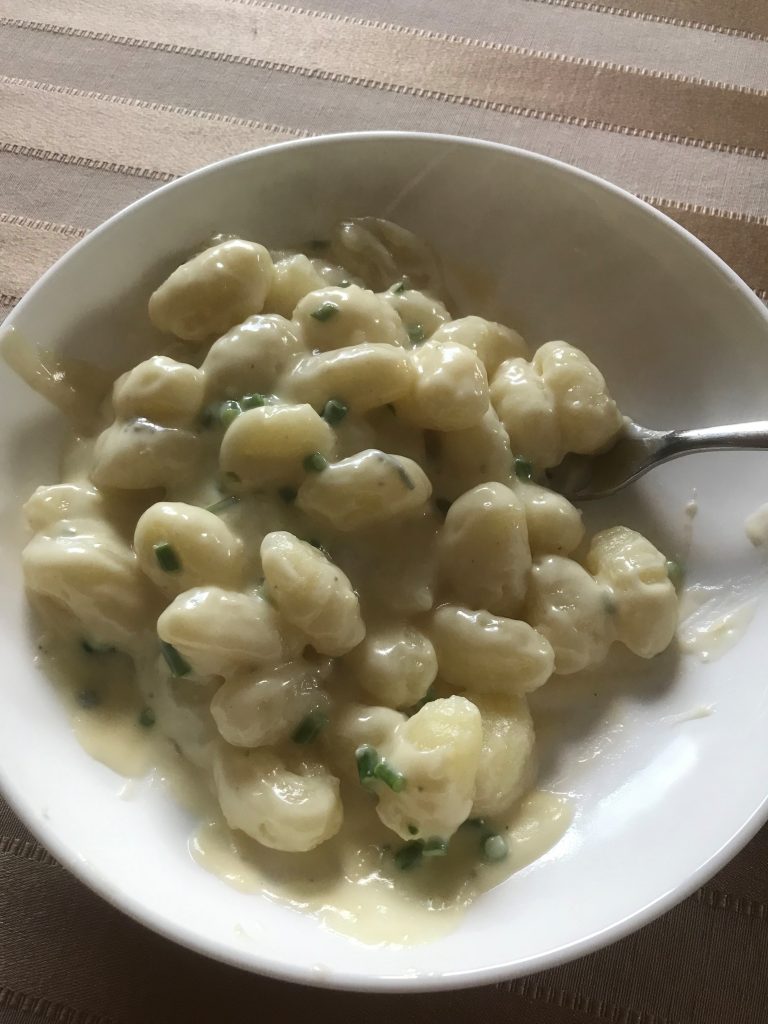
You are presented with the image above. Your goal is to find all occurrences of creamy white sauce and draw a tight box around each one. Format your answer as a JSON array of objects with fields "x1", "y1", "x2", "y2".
[{"x1": 677, "y1": 584, "x2": 756, "y2": 662}]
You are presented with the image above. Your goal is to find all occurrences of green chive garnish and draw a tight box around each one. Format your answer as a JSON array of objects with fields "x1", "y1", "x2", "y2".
[
  {"x1": 395, "y1": 841, "x2": 423, "y2": 870},
  {"x1": 81, "y1": 639, "x2": 114, "y2": 655},
  {"x1": 356, "y1": 744, "x2": 379, "y2": 784},
  {"x1": 407, "y1": 323, "x2": 425, "y2": 345},
  {"x1": 322, "y1": 398, "x2": 348, "y2": 426},
  {"x1": 278, "y1": 486, "x2": 297, "y2": 503},
  {"x1": 514, "y1": 457, "x2": 534, "y2": 481},
  {"x1": 160, "y1": 640, "x2": 191, "y2": 677},
  {"x1": 219, "y1": 400, "x2": 242, "y2": 428},
  {"x1": 206, "y1": 495, "x2": 240, "y2": 515},
  {"x1": 138, "y1": 707, "x2": 156, "y2": 729},
  {"x1": 240, "y1": 393, "x2": 268, "y2": 410},
  {"x1": 392, "y1": 277, "x2": 409, "y2": 294},
  {"x1": 381, "y1": 453, "x2": 414, "y2": 490},
  {"x1": 666, "y1": 559, "x2": 683, "y2": 589},
  {"x1": 373, "y1": 759, "x2": 406, "y2": 793},
  {"x1": 77, "y1": 688, "x2": 100, "y2": 709},
  {"x1": 310, "y1": 302, "x2": 339, "y2": 322},
  {"x1": 407, "y1": 824, "x2": 419, "y2": 836},
  {"x1": 483, "y1": 834, "x2": 509, "y2": 862},
  {"x1": 292, "y1": 710, "x2": 329, "y2": 744},
  {"x1": 303, "y1": 451, "x2": 329, "y2": 473},
  {"x1": 153, "y1": 542, "x2": 181, "y2": 573},
  {"x1": 423, "y1": 837, "x2": 448, "y2": 857},
  {"x1": 435, "y1": 497, "x2": 452, "y2": 518}
]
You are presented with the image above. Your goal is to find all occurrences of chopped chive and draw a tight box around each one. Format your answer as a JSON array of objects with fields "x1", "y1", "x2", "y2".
[
  {"x1": 435, "y1": 497, "x2": 452, "y2": 518},
  {"x1": 407, "y1": 824, "x2": 419, "y2": 836},
  {"x1": 278, "y1": 486, "x2": 297, "y2": 503},
  {"x1": 77, "y1": 688, "x2": 101, "y2": 709},
  {"x1": 240, "y1": 392, "x2": 268, "y2": 410},
  {"x1": 303, "y1": 451, "x2": 329, "y2": 473},
  {"x1": 138, "y1": 706, "x2": 156, "y2": 729},
  {"x1": 219, "y1": 399, "x2": 242, "y2": 428},
  {"x1": 514, "y1": 456, "x2": 534, "y2": 481},
  {"x1": 160, "y1": 640, "x2": 191, "y2": 678},
  {"x1": 206, "y1": 495, "x2": 240, "y2": 515},
  {"x1": 373, "y1": 759, "x2": 406, "y2": 793},
  {"x1": 292, "y1": 710, "x2": 329, "y2": 744},
  {"x1": 395, "y1": 841, "x2": 423, "y2": 870},
  {"x1": 322, "y1": 398, "x2": 348, "y2": 426},
  {"x1": 483, "y1": 834, "x2": 509, "y2": 862},
  {"x1": 310, "y1": 302, "x2": 339, "y2": 323},
  {"x1": 423, "y1": 836, "x2": 449, "y2": 858},
  {"x1": 153, "y1": 542, "x2": 181, "y2": 573},
  {"x1": 408, "y1": 686, "x2": 437, "y2": 716},
  {"x1": 666, "y1": 559, "x2": 684, "y2": 589},
  {"x1": 81, "y1": 638, "x2": 114, "y2": 655},
  {"x1": 392, "y1": 277, "x2": 410, "y2": 294},
  {"x1": 406, "y1": 323, "x2": 425, "y2": 345},
  {"x1": 356, "y1": 744, "x2": 379, "y2": 785}
]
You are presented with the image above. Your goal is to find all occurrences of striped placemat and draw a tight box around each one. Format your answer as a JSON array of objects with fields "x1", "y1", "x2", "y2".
[{"x1": 1, "y1": 3, "x2": 767, "y2": 1022}]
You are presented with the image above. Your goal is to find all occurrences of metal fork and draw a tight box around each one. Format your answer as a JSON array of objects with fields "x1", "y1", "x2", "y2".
[{"x1": 545, "y1": 419, "x2": 768, "y2": 500}]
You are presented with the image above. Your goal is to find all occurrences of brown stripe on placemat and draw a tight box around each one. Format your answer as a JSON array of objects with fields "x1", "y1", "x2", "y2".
[
  {"x1": 646, "y1": 198, "x2": 768, "y2": 295},
  {"x1": 2, "y1": 1, "x2": 768, "y2": 157},
  {"x1": 527, "y1": 0, "x2": 768, "y2": 41},
  {"x1": 0, "y1": 215, "x2": 86, "y2": 300},
  {"x1": 0, "y1": 835, "x2": 58, "y2": 868},
  {"x1": 0, "y1": 77, "x2": 303, "y2": 181}
]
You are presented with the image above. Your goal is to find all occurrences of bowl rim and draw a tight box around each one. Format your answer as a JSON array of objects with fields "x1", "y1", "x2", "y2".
[{"x1": 3, "y1": 130, "x2": 768, "y2": 993}]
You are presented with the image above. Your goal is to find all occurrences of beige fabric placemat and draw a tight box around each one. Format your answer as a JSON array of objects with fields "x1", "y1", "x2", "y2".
[{"x1": 1, "y1": 2, "x2": 767, "y2": 1021}]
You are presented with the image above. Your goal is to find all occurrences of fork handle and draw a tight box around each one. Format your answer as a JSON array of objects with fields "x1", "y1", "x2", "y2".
[{"x1": 661, "y1": 421, "x2": 768, "y2": 459}]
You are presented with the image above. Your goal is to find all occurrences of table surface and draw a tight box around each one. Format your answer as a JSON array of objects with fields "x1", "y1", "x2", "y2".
[{"x1": 1, "y1": 2, "x2": 767, "y2": 1022}]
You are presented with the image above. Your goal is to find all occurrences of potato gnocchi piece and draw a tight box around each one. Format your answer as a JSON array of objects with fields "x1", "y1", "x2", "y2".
[
  {"x1": 430, "y1": 408, "x2": 514, "y2": 501},
  {"x1": 293, "y1": 285, "x2": 407, "y2": 351},
  {"x1": 113, "y1": 356, "x2": 205, "y2": 427},
  {"x1": 491, "y1": 357, "x2": 562, "y2": 470},
  {"x1": 383, "y1": 287, "x2": 450, "y2": 340},
  {"x1": 533, "y1": 341, "x2": 622, "y2": 455},
  {"x1": 297, "y1": 449, "x2": 431, "y2": 531},
  {"x1": 264, "y1": 254, "x2": 329, "y2": 319},
  {"x1": 261, "y1": 531, "x2": 365, "y2": 656},
  {"x1": 219, "y1": 404, "x2": 336, "y2": 488},
  {"x1": 586, "y1": 526, "x2": 677, "y2": 658},
  {"x1": 438, "y1": 482, "x2": 531, "y2": 617},
  {"x1": 91, "y1": 419, "x2": 201, "y2": 490},
  {"x1": 134, "y1": 502, "x2": 243, "y2": 595},
  {"x1": 396, "y1": 340, "x2": 489, "y2": 431},
  {"x1": 329, "y1": 217, "x2": 442, "y2": 294},
  {"x1": 283, "y1": 344, "x2": 415, "y2": 415},
  {"x1": 214, "y1": 745, "x2": 342, "y2": 852},
  {"x1": 148, "y1": 239, "x2": 274, "y2": 343},
  {"x1": 211, "y1": 658, "x2": 332, "y2": 748},
  {"x1": 327, "y1": 702, "x2": 406, "y2": 781},
  {"x1": 431, "y1": 317, "x2": 527, "y2": 376},
  {"x1": 24, "y1": 483, "x2": 105, "y2": 532},
  {"x1": 524, "y1": 555, "x2": 614, "y2": 674},
  {"x1": 157, "y1": 586, "x2": 303, "y2": 677},
  {"x1": 518, "y1": 482, "x2": 584, "y2": 557},
  {"x1": 343, "y1": 626, "x2": 437, "y2": 709},
  {"x1": 430, "y1": 605, "x2": 554, "y2": 695},
  {"x1": 375, "y1": 696, "x2": 482, "y2": 841},
  {"x1": 471, "y1": 693, "x2": 536, "y2": 818},
  {"x1": 23, "y1": 518, "x2": 155, "y2": 650},
  {"x1": 201, "y1": 315, "x2": 305, "y2": 400}
]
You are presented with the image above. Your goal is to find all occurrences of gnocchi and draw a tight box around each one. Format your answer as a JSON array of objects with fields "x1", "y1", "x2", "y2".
[{"x1": 20, "y1": 217, "x2": 680, "y2": 909}]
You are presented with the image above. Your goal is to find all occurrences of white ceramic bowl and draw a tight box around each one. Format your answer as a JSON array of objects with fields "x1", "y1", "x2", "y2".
[{"x1": 2, "y1": 133, "x2": 768, "y2": 992}]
